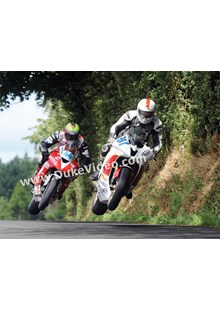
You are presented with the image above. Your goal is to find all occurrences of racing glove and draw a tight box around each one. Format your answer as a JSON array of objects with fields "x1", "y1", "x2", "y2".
[{"x1": 107, "y1": 133, "x2": 116, "y2": 145}]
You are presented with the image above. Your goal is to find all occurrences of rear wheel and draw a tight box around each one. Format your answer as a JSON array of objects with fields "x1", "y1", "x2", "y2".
[
  {"x1": 38, "y1": 176, "x2": 60, "y2": 211},
  {"x1": 92, "y1": 195, "x2": 108, "y2": 215},
  {"x1": 28, "y1": 198, "x2": 40, "y2": 215},
  {"x1": 107, "y1": 167, "x2": 131, "y2": 211}
]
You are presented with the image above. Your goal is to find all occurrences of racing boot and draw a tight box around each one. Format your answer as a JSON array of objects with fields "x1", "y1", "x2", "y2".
[
  {"x1": 90, "y1": 143, "x2": 111, "y2": 181},
  {"x1": 33, "y1": 185, "x2": 42, "y2": 202},
  {"x1": 90, "y1": 170, "x2": 100, "y2": 181}
]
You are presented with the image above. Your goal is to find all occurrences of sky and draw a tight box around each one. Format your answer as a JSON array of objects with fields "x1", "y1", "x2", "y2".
[{"x1": 0, "y1": 94, "x2": 47, "y2": 163}]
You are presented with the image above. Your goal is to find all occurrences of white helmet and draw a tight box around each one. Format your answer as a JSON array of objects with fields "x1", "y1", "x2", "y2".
[{"x1": 137, "y1": 98, "x2": 156, "y2": 124}]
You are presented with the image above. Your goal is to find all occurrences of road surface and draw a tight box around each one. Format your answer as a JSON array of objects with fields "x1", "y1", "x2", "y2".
[{"x1": 0, "y1": 220, "x2": 220, "y2": 238}]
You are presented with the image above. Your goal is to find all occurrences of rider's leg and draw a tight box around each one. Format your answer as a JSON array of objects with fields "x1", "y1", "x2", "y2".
[
  {"x1": 125, "y1": 164, "x2": 150, "y2": 200},
  {"x1": 31, "y1": 153, "x2": 49, "y2": 186},
  {"x1": 57, "y1": 175, "x2": 79, "y2": 200},
  {"x1": 89, "y1": 143, "x2": 111, "y2": 181}
]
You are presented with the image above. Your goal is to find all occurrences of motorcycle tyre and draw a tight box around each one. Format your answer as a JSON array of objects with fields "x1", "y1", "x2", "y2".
[
  {"x1": 28, "y1": 198, "x2": 40, "y2": 215},
  {"x1": 92, "y1": 196, "x2": 108, "y2": 215},
  {"x1": 38, "y1": 176, "x2": 60, "y2": 211},
  {"x1": 107, "y1": 167, "x2": 131, "y2": 211}
]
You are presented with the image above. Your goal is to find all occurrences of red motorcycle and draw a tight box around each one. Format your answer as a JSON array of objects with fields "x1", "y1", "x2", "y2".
[{"x1": 28, "y1": 144, "x2": 79, "y2": 215}]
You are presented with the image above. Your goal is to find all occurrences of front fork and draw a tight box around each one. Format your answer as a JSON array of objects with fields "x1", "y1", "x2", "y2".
[{"x1": 34, "y1": 162, "x2": 51, "y2": 186}]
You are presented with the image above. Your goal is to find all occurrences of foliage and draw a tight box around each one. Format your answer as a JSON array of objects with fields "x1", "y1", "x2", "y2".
[
  {"x1": 0, "y1": 71, "x2": 93, "y2": 110},
  {"x1": 24, "y1": 102, "x2": 70, "y2": 150},
  {"x1": 1, "y1": 71, "x2": 220, "y2": 223},
  {"x1": 190, "y1": 72, "x2": 220, "y2": 152},
  {"x1": 0, "y1": 153, "x2": 36, "y2": 198},
  {"x1": 2, "y1": 71, "x2": 220, "y2": 152},
  {"x1": 7, "y1": 181, "x2": 31, "y2": 220},
  {"x1": 44, "y1": 197, "x2": 68, "y2": 221},
  {"x1": 201, "y1": 169, "x2": 220, "y2": 217},
  {"x1": 0, "y1": 196, "x2": 12, "y2": 220}
]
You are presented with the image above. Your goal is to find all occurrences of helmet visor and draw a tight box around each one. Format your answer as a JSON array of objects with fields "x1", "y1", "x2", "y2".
[
  {"x1": 65, "y1": 133, "x2": 79, "y2": 141},
  {"x1": 138, "y1": 109, "x2": 154, "y2": 119}
]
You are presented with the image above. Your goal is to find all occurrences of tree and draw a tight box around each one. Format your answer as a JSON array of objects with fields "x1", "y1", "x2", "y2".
[
  {"x1": 0, "y1": 71, "x2": 94, "y2": 111},
  {"x1": 2, "y1": 71, "x2": 220, "y2": 220},
  {"x1": 0, "y1": 196, "x2": 12, "y2": 220},
  {"x1": 8, "y1": 181, "x2": 32, "y2": 220},
  {"x1": 0, "y1": 154, "x2": 36, "y2": 199},
  {"x1": 24, "y1": 102, "x2": 71, "y2": 148}
]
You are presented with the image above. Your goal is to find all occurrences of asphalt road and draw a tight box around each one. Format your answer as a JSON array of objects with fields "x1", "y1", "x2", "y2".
[{"x1": 0, "y1": 220, "x2": 220, "y2": 238}]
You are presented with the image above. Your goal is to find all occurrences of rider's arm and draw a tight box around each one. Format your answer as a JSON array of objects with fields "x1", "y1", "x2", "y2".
[
  {"x1": 109, "y1": 111, "x2": 133, "y2": 137},
  {"x1": 78, "y1": 140, "x2": 91, "y2": 167},
  {"x1": 39, "y1": 131, "x2": 60, "y2": 154},
  {"x1": 114, "y1": 120, "x2": 131, "y2": 136}
]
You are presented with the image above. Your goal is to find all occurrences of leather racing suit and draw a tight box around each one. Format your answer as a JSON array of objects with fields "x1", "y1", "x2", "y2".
[
  {"x1": 33, "y1": 130, "x2": 91, "y2": 196},
  {"x1": 90, "y1": 110, "x2": 163, "y2": 191}
]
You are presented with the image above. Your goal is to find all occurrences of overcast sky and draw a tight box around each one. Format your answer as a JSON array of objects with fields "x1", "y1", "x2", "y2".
[{"x1": 0, "y1": 95, "x2": 47, "y2": 163}]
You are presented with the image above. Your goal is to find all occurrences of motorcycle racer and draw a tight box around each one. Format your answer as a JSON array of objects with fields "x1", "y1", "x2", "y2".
[
  {"x1": 90, "y1": 98, "x2": 163, "y2": 198},
  {"x1": 32, "y1": 122, "x2": 91, "y2": 198}
]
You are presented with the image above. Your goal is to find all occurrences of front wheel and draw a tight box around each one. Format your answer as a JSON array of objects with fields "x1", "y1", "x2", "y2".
[
  {"x1": 107, "y1": 167, "x2": 131, "y2": 211},
  {"x1": 38, "y1": 176, "x2": 60, "y2": 211},
  {"x1": 28, "y1": 198, "x2": 40, "y2": 215},
  {"x1": 92, "y1": 195, "x2": 108, "y2": 215}
]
